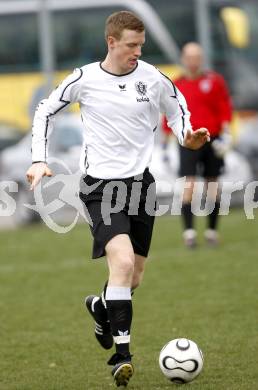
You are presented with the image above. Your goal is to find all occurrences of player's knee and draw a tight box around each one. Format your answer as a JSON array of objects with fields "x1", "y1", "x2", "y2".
[
  {"x1": 119, "y1": 254, "x2": 135, "y2": 275},
  {"x1": 109, "y1": 251, "x2": 135, "y2": 278},
  {"x1": 106, "y1": 235, "x2": 137, "y2": 281}
]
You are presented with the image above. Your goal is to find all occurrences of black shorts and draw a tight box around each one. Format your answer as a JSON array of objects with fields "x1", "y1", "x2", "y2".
[
  {"x1": 179, "y1": 138, "x2": 224, "y2": 178},
  {"x1": 79, "y1": 168, "x2": 156, "y2": 259}
]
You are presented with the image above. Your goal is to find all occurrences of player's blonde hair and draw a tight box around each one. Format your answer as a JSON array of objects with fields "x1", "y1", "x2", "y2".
[{"x1": 105, "y1": 11, "x2": 145, "y2": 40}]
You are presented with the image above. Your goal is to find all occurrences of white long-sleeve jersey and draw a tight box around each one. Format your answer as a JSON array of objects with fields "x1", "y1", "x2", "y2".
[{"x1": 32, "y1": 60, "x2": 191, "y2": 179}]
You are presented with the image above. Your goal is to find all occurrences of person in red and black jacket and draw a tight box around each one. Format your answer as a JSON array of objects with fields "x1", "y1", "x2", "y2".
[{"x1": 162, "y1": 42, "x2": 232, "y2": 248}]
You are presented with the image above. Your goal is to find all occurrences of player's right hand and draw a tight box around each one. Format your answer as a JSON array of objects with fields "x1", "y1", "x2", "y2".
[
  {"x1": 26, "y1": 162, "x2": 53, "y2": 190},
  {"x1": 183, "y1": 128, "x2": 210, "y2": 150}
]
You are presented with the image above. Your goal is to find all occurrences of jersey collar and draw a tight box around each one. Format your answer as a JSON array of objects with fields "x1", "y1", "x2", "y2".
[{"x1": 99, "y1": 61, "x2": 138, "y2": 77}]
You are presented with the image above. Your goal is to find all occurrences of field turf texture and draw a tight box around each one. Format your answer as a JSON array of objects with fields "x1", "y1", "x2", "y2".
[{"x1": 0, "y1": 209, "x2": 257, "y2": 389}]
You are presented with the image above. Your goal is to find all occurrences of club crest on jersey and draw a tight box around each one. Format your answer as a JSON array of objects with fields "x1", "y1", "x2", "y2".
[
  {"x1": 199, "y1": 79, "x2": 212, "y2": 93},
  {"x1": 135, "y1": 81, "x2": 149, "y2": 102},
  {"x1": 135, "y1": 81, "x2": 147, "y2": 95}
]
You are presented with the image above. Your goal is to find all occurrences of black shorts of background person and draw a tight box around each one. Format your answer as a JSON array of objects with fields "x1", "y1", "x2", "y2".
[{"x1": 179, "y1": 137, "x2": 224, "y2": 178}]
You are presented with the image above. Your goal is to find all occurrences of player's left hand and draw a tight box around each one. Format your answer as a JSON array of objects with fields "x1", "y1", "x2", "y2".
[
  {"x1": 183, "y1": 128, "x2": 210, "y2": 150},
  {"x1": 211, "y1": 127, "x2": 232, "y2": 158}
]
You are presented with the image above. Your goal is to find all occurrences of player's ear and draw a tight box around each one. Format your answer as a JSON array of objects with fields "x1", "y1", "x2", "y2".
[{"x1": 107, "y1": 35, "x2": 117, "y2": 49}]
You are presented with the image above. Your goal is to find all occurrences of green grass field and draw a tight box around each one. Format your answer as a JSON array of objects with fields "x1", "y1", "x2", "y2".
[{"x1": 1, "y1": 209, "x2": 258, "y2": 390}]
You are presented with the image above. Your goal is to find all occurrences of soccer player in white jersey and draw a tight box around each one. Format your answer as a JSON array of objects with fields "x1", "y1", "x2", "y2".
[{"x1": 26, "y1": 11, "x2": 210, "y2": 387}]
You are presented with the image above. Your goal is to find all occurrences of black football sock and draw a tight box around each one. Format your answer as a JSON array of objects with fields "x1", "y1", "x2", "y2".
[
  {"x1": 208, "y1": 202, "x2": 220, "y2": 230},
  {"x1": 182, "y1": 202, "x2": 194, "y2": 230},
  {"x1": 93, "y1": 283, "x2": 134, "y2": 323},
  {"x1": 106, "y1": 286, "x2": 132, "y2": 357}
]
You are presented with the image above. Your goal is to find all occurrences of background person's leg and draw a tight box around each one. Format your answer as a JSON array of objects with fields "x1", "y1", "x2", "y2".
[
  {"x1": 204, "y1": 177, "x2": 220, "y2": 246},
  {"x1": 179, "y1": 144, "x2": 200, "y2": 248},
  {"x1": 182, "y1": 177, "x2": 197, "y2": 248}
]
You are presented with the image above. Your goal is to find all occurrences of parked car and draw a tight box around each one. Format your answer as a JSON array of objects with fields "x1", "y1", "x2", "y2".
[
  {"x1": 0, "y1": 123, "x2": 23, "y2": 152},
  {"x1": 0, "y1": 113, "x2": 84, "y2": 226}
]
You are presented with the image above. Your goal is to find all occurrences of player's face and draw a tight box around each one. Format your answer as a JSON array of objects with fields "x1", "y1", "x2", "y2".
[
  {"x1": 109, "y1": 29, "x2": 145, "y2": 73},
  {"x1": 182, "y1": 47, "x2": 204, "y2": 75}
]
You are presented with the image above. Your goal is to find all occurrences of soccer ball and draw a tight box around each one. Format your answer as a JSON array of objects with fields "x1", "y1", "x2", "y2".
[{"x1": 159, "y1": 338, "x2": 204, "y2": 384}]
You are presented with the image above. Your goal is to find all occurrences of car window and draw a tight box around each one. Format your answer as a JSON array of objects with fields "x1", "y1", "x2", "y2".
[{"x1": 50, "y1": 125, "x2": 83, "y2": 153}]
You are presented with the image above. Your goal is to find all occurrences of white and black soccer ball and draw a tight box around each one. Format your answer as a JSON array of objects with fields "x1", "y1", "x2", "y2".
[{"x1": 159, "y1": 338, "x2": 204, "y2": 384}]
